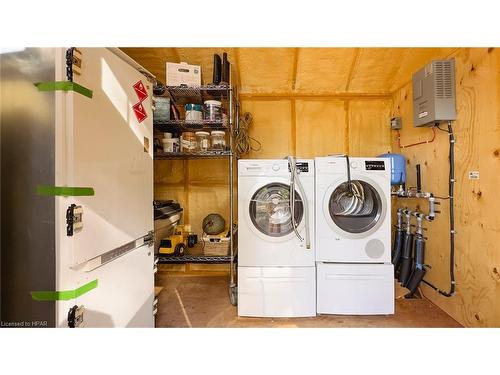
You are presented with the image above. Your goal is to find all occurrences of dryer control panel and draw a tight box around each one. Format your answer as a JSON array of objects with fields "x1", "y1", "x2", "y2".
[{"x1": 365, "y1": 160, "x2": 386, "y2": 171}]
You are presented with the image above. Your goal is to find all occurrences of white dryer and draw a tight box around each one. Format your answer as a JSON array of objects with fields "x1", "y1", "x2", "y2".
[
  {"x1": 315, "y1": 156, "x2": 394, "y2": 315},
  {"x1": 238, "y1": 158, "x2": 316, "y2": 317},
  {"x1": 315, "y1": 156, "x2": 391, "y2": 263}
]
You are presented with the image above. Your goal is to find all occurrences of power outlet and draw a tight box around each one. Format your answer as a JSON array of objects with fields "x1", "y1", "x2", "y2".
[{"x1": 391, "y1": 117, "x2": 402, "y2": 130}]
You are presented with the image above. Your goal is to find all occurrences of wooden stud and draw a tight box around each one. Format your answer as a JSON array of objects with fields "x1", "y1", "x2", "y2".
[
  {"x1": 344, "y1": 100, "x2": 350, "y2": 154},
  {"x1": 233, "y1": 48, "x2": 242, "y2": 90},
  {"x1": 239, "y1": 92, "x2": 391, "y2": 100},
  {"x1": 345, "y1": 47, "x2": 361, "y2": 92},
  {"x1": 172, "y1": 47, "x2": 181, "y2": 63},
  {"x1": 291, "y1": 99, "x2": 297, "y2": 155},
  {"x1": 291, "y1": 48, "x2": 300, "y2": 91}
]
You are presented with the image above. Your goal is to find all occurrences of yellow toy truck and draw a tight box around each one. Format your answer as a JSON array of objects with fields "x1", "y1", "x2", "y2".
[{"x1": 158, "y1": 224, "x2": 190, "y2": 256}]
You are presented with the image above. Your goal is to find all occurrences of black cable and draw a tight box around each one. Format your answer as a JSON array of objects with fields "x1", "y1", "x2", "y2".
[
  {"x1": 423, "y1": 121, "x2": 455, "y2": 297},
  {"x1": 434, "y1": 123, "x2": 451, "y2": 133}
]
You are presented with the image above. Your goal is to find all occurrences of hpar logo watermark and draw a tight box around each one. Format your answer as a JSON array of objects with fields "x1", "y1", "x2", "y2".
[{"x1": 1, "y1": 320, "x2": 48, "y2": 327}]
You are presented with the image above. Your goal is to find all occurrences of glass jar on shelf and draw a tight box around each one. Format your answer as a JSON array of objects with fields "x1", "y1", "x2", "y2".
[
  {"x1": 195, "y1": 131, "x2": 210, "y2": 152},
  {"x1": 180, "y1": 131, "x2": 197, "y2": 152},
  {"x1": 203, "y1": 100, "x2": 222, "y2": 121},
  {"x1": 210, "y1": 130, "x2": 226, "y2": 151}
]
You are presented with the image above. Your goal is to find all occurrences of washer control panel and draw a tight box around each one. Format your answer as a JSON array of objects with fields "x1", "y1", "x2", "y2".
[{"x1": 288, "y1": 162, "x2": 309, "y2": 173}]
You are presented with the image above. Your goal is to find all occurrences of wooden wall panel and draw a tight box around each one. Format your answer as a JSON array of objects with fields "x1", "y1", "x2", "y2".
[
  {"x1": 391, "y1": 48, "x2": 500, "y2": 327},
  {"x1": 295, "y1": 100, "x2": 347, "y2": 157},
  {"x1": 187, "y1": 159, "x2": 229, "y2": 235},
  {"x1": 348, "y1": 99, "x2": 392, "y2": 156},
  {"x1": 188, "y1": 185, "x2": 230, "y2": 237},
  {"x1": 240, "y1": 99, "x2": 293, "y2": 158}
]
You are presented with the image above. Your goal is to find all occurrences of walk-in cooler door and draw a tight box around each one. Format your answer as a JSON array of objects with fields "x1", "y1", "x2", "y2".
[
  {"x1": 54, "y1": 48, "x2": 155, "y2": 327},
  {"x1": 61, "y1": 48, "x2": 154, "y2": 266}
]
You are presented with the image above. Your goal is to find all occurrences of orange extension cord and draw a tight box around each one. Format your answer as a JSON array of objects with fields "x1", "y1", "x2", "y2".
[{"x1": 396, "y1": 127, "x2": 436, "y2": 149}]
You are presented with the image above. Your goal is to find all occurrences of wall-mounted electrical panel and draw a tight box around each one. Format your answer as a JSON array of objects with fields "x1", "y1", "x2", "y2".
[{"x1": 412, "y1": 59, "x2": 456, "y2": 127}]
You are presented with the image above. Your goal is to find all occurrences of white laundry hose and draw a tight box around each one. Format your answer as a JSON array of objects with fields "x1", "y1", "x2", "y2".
[{"x1": 286, "y1": 156, "x2": 311, "y2": 249}]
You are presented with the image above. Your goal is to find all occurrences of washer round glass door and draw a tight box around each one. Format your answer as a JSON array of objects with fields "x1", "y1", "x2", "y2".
[
  {"x1": 328, "y1": 180, "x2": 382, "y2": 234},
  {"x1": 249, "y1": 182, "x2": 304, "y2": 237}
]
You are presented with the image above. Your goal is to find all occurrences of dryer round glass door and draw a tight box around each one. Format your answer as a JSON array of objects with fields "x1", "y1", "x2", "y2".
[
  {"x1": 328, "y1": 180, "x2": 382, "y2": 234},
  {"x1": 249, "y1": 182, "x2": 304, "y2": 237}
]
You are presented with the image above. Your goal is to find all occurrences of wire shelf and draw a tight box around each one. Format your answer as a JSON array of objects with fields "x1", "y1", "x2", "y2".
[
  {"x1": 164, "y1": 84, "x2": 231, "y2": 104},
  {"x1": 157, "y1": 254, "x2": 232, "y2": 263},
  {"x1": 154, "y1": 118, "x2": 228, "y2": 132},
  {"x1": 154, "y1": 150, "x2": 232, "y2": 160}
]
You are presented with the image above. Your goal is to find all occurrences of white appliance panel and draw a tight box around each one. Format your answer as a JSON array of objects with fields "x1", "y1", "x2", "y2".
[
  {"x1": 316, "y1": 263, "x2": 394, "y2": 315},
  {"x1": 238, "y1": 266, "x2": 316, "y2": 317}
]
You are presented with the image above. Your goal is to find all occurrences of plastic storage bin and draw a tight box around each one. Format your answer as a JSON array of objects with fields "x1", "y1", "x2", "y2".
[
  {"x1": 185, "y1": 103, "x2": 203, "y2": 121},
  {"x1": 153, "y1": 97, "x2": 170, "y2": 122}
]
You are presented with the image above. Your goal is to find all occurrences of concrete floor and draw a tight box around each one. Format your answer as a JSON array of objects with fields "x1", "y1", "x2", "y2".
[{"x1": 155, "y1": 273, "x2": 461, "y2": 328}]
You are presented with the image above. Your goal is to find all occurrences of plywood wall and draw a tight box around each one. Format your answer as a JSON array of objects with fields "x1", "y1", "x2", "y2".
[
  {"x1": 391, "y1": 48, "x2": 500, "y2": 327},
  {"x1": 242, "y1": 98, "x2": 392, "y2": 159}
]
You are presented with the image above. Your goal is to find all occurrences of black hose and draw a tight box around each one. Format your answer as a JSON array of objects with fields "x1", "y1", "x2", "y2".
[
  {"x1": 423, "y1": 121, "x2": 455, "y2": 297},
  {"x1": 399, "y1": 232, "x2": 414, "y2": 285},
  {"x1": 392, "y1": 229, "x2": 404, "y2": 270}
]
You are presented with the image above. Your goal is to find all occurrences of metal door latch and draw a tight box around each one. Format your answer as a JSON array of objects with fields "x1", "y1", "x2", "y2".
[
  {"x1": 67, "y1": 305, "x2": 85, "y2": 328},
  {"x1": 66, "y1": 47, "x2": 82, "y2": 81},
  {"x1": 66, "y1": 204, "x2": 83, "y2": 236},
  {"x1": 144, "y1": 230, "x2": 155, "y2": 247},
  {"x1": 153, "y1": 297, "x2": 158, "y2": 316}
]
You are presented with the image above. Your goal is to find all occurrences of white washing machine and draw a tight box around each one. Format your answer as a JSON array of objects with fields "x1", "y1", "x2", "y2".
[
  {"x1": 315, "y1": 156, "x2": 394, "y2": 315},
  {"x1": 238, "y1": 158, "x2": 316, "y2": 317}
]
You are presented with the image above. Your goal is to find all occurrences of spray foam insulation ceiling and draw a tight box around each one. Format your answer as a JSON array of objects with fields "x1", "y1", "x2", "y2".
[{"x1": 121, "y1": 47, "x2": 456, "y2": 95}]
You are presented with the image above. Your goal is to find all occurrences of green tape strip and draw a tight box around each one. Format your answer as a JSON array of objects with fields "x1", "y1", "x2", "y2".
[
  {"x1": 34, "y1": 81, "x2": 93, "y2": 98},
  {"x1": 37, "y1": 185, "x2": 95, "y2": 197},
  {"x1": 31, "y1": 279, "x2": 98, "y2": 301}
]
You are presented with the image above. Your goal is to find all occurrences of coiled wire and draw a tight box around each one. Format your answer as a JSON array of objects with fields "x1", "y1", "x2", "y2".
[{"x1": 234, "y1": 112, "x2": 261, "y2": 158}]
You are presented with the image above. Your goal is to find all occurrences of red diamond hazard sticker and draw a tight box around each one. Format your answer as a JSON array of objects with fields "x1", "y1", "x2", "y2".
[
  {"x1": 132, "y1": 101, "x2": 148, "y2": 123},
  {"x1": 133, "y1": 80, "x2": 148, "y2": 102}
]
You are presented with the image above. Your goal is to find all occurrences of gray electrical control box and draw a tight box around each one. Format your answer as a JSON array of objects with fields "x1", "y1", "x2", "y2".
[{"x1": 412, "y1": 59, "x2": 456, "y2": 127}]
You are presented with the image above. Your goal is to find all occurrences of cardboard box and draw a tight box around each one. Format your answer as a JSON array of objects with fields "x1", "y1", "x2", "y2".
[{"x1": 166, "y1": 62, "x2": 201, "y2": 87}]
